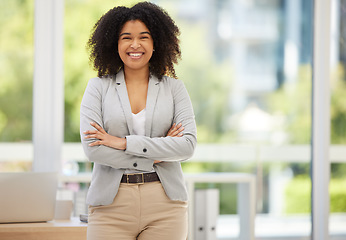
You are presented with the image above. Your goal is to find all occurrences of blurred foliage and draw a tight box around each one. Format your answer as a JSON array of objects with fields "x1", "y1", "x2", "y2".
[
  {"x1": 285, "y1": 175, "x2": 311, "y2": 213},
  {"x1": 285, "y1": 175, "x2": 346, "y2": 213},
  {"x1": 330, "y1": 177, "x2": 346, "y2": 212},
  {"x1": 175, "y1": 24, "x2": 233, "y2": 143},
  {"x1": 265, "y1": 65, "x2": 312, "y2": 144},
  {"x1": 331, "y1": 64, "x2": 346, "y2": 144},
  {"x1": 264, "y1": 63, "x2": 346, "y2": 146},
  {"x1": 0, "y1": 0, "x2": 34, "y2": 141}
]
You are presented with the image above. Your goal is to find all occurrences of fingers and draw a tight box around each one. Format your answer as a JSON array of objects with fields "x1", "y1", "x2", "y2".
[
  {"x1": 83, "y1": 122, "x2": 105, "y2": 144},
  {"x1": 167, "y1": 122, "x2": 184, "y2": 137},
  {"x1": 173, "y1": 126, "x2": 184, "y2": 137},
  {"x1": 88, "y1": 140, "x2": 102, "y2": 147},
  {"x1": 83, "y1": 122, "x2": 105, "y2": 136},
  {"x1": 84, "y1": 133, "x2": 100, "y2": 139},
  {"x1": 83, "y1": 129, "x2": 102, "y2": 140},
  {"x1": 84, "y1": 132, "x2": 103, "y2": 145},
  {"x1": 90, "y1": 122, "x2": 106, "y2": 133},
  {"x1": 83, "y1": 129, "x2": 97, "y2": 135},
  {"x1": 167, "y1": 123, "x2": 176, "y2": 135}
]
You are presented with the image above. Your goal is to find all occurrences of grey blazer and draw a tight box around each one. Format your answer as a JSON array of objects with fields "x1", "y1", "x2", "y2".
[{"x1": 80, "y1": 70, "x2": 197, "y2": 206}]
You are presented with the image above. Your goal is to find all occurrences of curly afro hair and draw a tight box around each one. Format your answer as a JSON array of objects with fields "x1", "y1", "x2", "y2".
[{"x1": 87, "y1": 1, "x2": 181, "y2": 80}]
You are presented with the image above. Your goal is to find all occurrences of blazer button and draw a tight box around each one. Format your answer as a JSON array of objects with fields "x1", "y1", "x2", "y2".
[
  {"x1": 143, "y1": 148, "x2": 147, "y2": 153},
  {"x1": 133, "y1": 163, "x2": 137, "y2": 167}
]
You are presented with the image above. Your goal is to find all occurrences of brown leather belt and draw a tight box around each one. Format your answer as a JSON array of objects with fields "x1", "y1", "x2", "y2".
[{"x1": 121, "y1": 172, "x2": 160, "y2": 184}]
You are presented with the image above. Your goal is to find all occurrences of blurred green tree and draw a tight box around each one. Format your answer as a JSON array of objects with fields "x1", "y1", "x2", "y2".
[
  {"x1": 265, "y1": 65, "x2": 312, "y2": 144},
  {"x1": 0, "y1": 0, "x2": 34, "y2": 141}
]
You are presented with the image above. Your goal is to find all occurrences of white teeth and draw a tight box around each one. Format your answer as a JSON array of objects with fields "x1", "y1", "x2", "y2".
[{"x1": 129, "y1": 53, "x2": 142, "y2": 57}]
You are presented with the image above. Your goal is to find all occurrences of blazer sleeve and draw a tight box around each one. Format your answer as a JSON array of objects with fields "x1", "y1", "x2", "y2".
[
  {"x1": 80, "y1": 78, "x2": 154, "y2": 171},
  {"x1": 125, "y1": 79, "x2": 197, "y2": 162}
]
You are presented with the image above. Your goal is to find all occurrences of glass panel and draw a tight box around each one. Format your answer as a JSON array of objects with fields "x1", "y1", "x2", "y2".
[
  {"x1": 330, "y1": 0, "x2": 346, "y2": 237},
  {"x1": 0, "y1": 0, "x2": 34, "y2": 172}
]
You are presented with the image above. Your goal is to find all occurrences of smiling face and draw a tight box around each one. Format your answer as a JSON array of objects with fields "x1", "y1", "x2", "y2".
[{"x1": 118, "y1": 20, "x2": 154, "y2": 73}]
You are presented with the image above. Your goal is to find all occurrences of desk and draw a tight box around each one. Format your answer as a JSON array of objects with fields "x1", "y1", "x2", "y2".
[
  {"x1": 0, "y1": 217, "x2": 87, "y2": 240},
  {"x1": 185, "y1": 172, "x2": 256, "y2": 240}
]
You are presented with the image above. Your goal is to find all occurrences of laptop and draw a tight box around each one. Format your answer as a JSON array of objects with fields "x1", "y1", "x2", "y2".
[{"x1": 0, "y1": 172, "x2": 58, "y2": 223}]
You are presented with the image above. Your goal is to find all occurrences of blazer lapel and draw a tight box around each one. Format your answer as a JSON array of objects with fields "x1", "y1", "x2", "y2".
[
  {"x1": 145, "y1": 75, "x2": 160, "y2": 137},
  {"x1": 114, "y1": 70, "x2": 134, "y2": 135}
]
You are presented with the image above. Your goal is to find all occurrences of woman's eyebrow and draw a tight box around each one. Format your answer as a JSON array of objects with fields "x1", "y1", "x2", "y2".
[
  {"x1": 119, "y1": 32, "x2": 150, "y2": 37},
  {"x1": 119, "y1": 32, "x2": 131, "y2": 37},
  {"x1": 140, "y1": 31, "x2": 151, "y2": 35}
]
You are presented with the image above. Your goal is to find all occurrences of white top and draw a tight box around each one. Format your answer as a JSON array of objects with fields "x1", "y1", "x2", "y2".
[
  {"x1": 124, "y1": 109, "x2": 155, "y2": 174},
  {"x1": 132, "y1": 108, "x2": 146, "y2": 136}
]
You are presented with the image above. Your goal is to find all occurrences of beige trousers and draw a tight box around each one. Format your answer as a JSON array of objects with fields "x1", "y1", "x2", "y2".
[{"x1": 87, "y1": 181, "x2": 188, "y2": 240}]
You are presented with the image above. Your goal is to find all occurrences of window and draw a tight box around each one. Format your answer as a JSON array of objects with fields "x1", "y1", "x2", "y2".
[
  {"x1": 0, "y1": 0, "x2": 34, "y2": 172},
  {"x1": 329, "y1": 0, "x2": 346, "y2": 236}
]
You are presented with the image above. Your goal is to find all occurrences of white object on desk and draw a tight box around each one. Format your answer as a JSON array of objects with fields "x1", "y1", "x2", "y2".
[
  {"x1": 0, "y1": 172, "x2": 58, "y2": 223},
  {"x1": 195, "y1": 189, "x2": 219, "y2": 240}
]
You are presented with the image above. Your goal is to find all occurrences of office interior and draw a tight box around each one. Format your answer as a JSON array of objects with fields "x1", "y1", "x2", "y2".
[{"x1": 0, "y1": 0, "x2": 344, "y2": 239}]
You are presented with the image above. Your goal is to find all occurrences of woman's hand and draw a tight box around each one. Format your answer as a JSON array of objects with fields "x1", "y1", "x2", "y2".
[
  {"x1": 166, "y1": 123, "x2": 184, "y2": 137},
  {"x1": 83, "y1": 122, "x2": 126, "y2": 150},
  {"x1": 154, "y1": 123, "x2": 184, "y2": 164}
]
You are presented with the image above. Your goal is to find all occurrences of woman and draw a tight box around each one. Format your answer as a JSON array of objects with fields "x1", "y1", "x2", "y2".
[{"x1": 80, "y1": 2, "x2": 197, "y2": 240}]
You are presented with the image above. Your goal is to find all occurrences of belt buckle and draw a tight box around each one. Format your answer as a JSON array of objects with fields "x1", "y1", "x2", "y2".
[{"x1": 127, "y1": 173, "x2": 144, "y2": 184}]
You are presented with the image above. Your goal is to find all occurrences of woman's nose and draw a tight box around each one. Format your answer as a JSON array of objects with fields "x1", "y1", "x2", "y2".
[{"x1": 131, "y1": 39, "x2": 141, "y2": 49}]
